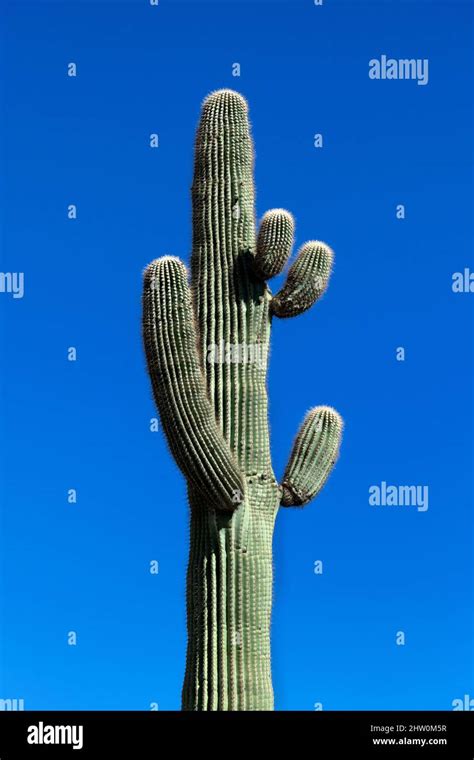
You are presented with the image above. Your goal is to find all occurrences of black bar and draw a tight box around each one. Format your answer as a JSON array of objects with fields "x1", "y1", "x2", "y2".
[{"x1": 0, "y1": 711, "x2": 473, "y2": 757}]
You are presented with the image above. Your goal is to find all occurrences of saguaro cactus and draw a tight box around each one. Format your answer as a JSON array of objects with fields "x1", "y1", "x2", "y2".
[{"x1": 142, "y1": 90, "x2": 343, "y2": 711}]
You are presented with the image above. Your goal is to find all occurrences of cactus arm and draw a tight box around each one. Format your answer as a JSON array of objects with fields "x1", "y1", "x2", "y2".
[
  {"x1": 281, "y1": 406, "x2": 343, "y2": 507},
  {"x1": 142, "y1": 256, "x2": 245, "y2": 512},
  {"x1": 271, "y1": 240, "x2": 333, "y2": 318},
  {"x1": 254, "y1": 209, "x2": 294, "y2": 280}
]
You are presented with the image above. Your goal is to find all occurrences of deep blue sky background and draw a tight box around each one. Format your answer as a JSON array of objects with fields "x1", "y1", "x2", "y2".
[{"x1": 0, "y1": 0, "x2": 472, "y2": 710}]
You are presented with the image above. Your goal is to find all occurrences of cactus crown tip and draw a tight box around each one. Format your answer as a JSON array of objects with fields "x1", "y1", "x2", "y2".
[
  {"x1": 160, "y1": 254, "x2": 183, "y2": 264},
  {"x1": 203, "y1": 88, "x2": 248, "y2": 111},
  {"x1": 314, "y1": 405, "x2": 344, "y2": 429},
  {"x1": 264, "y1": 208, "x2": 295, "y2": 222},
  {"x1": 306, "y1": 240, "x2": 334, "y2": 255}
]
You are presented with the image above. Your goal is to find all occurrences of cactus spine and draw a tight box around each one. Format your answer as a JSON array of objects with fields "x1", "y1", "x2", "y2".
[{"x1": 142, "y1": 90, "x2": 343, "y2": 710}]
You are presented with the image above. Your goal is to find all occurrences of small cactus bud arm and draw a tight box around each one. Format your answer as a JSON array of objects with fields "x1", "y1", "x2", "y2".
[
  {"x1": 142, "y1": 256, "x2": 245, "y2": 512},
  {"x1": 281, "y1": 406, "x2": 343, "y2": 507},
  {"x1": 254, "y1": 209, "x2": 294, "y2": 280},
  {"x1": 271, "y1": 241, "x2": 333, "y2": 318}
]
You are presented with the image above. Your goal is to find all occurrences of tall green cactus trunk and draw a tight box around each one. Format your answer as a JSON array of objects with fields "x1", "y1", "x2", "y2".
[
  {"x1": 183, "y1": 488, "x2": 277, "y2": 710},
  {"x1": 142, "y1": 90, "x2": 343, "y2": 711}
]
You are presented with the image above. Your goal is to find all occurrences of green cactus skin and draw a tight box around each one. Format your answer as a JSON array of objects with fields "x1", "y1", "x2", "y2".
[{"x1": 142, "y1": 89, "x2": 343, "y2": 711}]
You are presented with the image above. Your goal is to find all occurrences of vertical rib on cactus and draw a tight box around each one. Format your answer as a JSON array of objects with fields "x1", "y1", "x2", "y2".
[{"x1": 142, "y1": 89, "x2": 343, "y2": 711}]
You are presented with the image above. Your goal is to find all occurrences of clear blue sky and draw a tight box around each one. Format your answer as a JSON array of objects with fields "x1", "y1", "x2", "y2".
[{"x1": 0, "y1": 0, "x2": 472, "y2": 710}]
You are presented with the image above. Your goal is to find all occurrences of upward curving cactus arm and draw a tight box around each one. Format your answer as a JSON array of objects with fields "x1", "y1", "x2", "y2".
[
  {"x1": 281, "y1": 406, "x2": 343, "y2": 507},
  {"x1": 271, "y1": 240, "x2": 333, "y2": 318},
  {"x1": 254, "y1": 209, "x2": 294, "y2": 280},
  {"x1": 142, "y1": 256, "x2": 245, "y2": 512}
]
